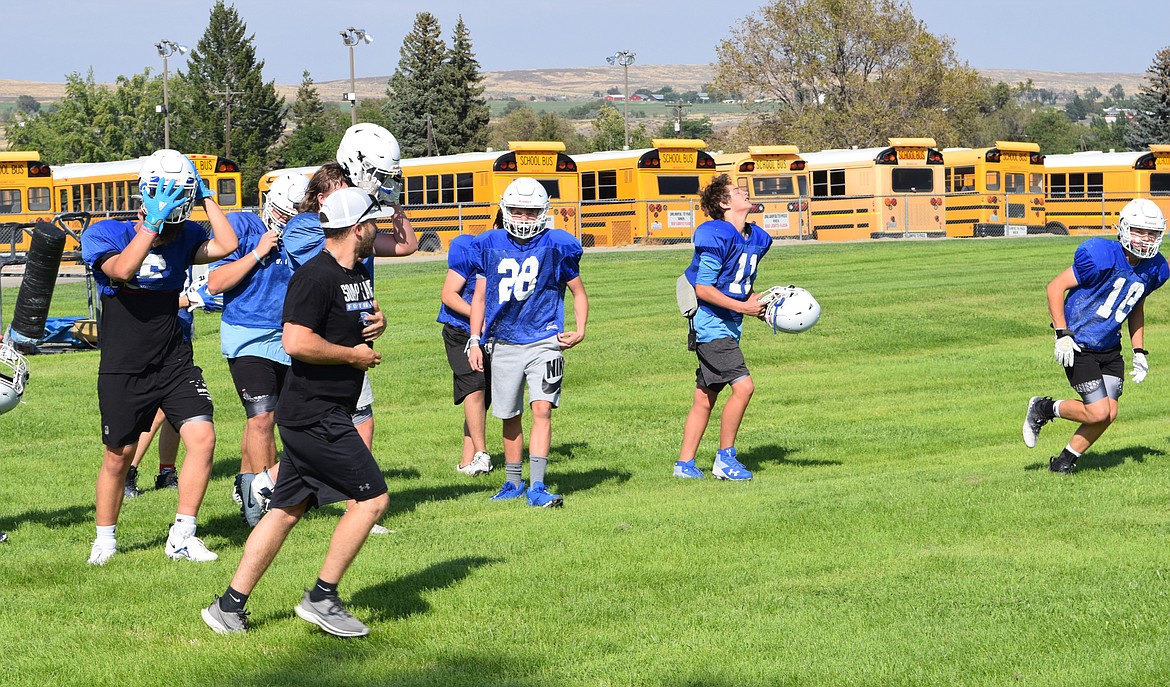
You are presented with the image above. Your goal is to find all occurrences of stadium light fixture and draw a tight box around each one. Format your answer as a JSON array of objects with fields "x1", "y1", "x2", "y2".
[
  {"x1": 606, "y1": 50, "x2": 636, "y2": 150},
  {"x1": 341, "y1": 27, "x2": 374, "y2": 126},
  {"x1": 155, "y1": 39, "x2": 189, "y2": 149}
]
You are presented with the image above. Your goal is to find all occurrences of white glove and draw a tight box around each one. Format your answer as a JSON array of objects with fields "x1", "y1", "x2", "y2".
[
  {"x1": 1131, "y1": 351, "x2": 1149, "y2": 384},
  {"x1": 1054, "y1": 333, "x2": 1081, "y2": 367},
  {"x1": 184, "y1": 284, "x2": 206, "y2": 312}
]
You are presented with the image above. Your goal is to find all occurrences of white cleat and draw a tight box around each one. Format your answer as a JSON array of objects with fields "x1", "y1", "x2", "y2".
[
  {"x1": 88, "y1": 541, "x2": 116, "y2": 566},
  {"x1": 251, "y1": 469, "x2": 276, "y2": 513},
  {"x1": 166, "y1": 529, "x2": 218, "y2": 562}
]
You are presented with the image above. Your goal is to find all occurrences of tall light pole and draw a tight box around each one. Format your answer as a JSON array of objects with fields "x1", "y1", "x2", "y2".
[
  {"x1": 340, "y1": 27, "x2": 373, "y2": 126},
  {"x1": 606, "y1": 50, "x2": 636, "y2": 150},
  {"x1": 155, "y1": 39, "x2": 188, "y2": 149}
]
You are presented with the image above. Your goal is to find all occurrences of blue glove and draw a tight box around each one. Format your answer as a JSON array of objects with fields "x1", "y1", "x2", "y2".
[
  {"x1": 142, "y1": 179, "x2": 188, "y2": 233},
  {"x1": 190, "y1": 162, "x2": 215, "y2": 202}
]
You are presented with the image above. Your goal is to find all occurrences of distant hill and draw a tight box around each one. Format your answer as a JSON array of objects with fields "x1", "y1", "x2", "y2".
[{"x1": 0, "y1": 66, "x2": 1151, "y2": 104}]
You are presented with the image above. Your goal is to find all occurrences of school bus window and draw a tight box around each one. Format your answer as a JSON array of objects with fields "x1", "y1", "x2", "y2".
[
  {"x1": 536, "y1": 179, "x2": 561, "y2": 199},
  {"x1": 70, "y1": 185, "x2": 82, "y2": 212},
  {"x1": 217, "y1": 178, "x2": 237, "y2": 207},
  {"x1": 1005, "y1": 173, "x2": 1025, "y2": 193},
  {"x1": 797, "y1": 176, "x2": 808, "y2": 196},
  {"x1": 1151, "y1": 173, "x2": 1170, "y2": 195},
  {"x1": 406, "y1": 176, "x2": 423, "y2": 205},
  {"x1": 598, "y1": 170, "x2": 618, "y2": 200},
  {"x1": 0, "y1": 189, "x2": 20, "y2": 213},
  {"x1": 950, "y1": 166, "x2": 975, "y2": 192},
  {"x1": 29, "y1": 186, "x2": 51, "y2": 212},
  {"x1": 658, "y1": 176, "x2": 699, "y2": 195},
  {"x1": 456, "y1": 172, "x2": 473, "y2": 203},
  {"x1": 1068, "y1": 173, "x2": 1085, "y2": 197},
  {"x1": 105, "y1": 182, "x2": 115, "y2": 212},
  {"x1": 1087, "y1": 173, "x2": 1103, "y2": 197},
  {"x1": 753, "y1": 176, "x2": 795, "y2": 196},
  {"x1": 1049, "y1": 174, "x2": 1066, "y2": 198},
  {"x1": 892, "y1": 168, "x2": 933, "y2": 193},
  {"x1": 114, "y1": 182, "x2": 126, "y2": 211},
  {"x1": 440, "y1": 174, "x2": 454, "y2": 204},
  {"x1": 581, "y1": 172, "x2": 596, "y2": 201},
  {"x1": 425, "y1": 174, "x2": 439, "y2": 204},
  {"x1": 1029, "y1": 173, "x2": 1044, "y2": 193},
  {"x1": 58, "y1": 189, "x2": 69, "y2": 213},
  {"x1": 985, "y1": 171, "x2": 1000, "y2": 191},
  {"x1": 812, "y1": 169, "x2": 845, "y2": 197},
  {"x1": 93, "y1": 185, "x2": 105, "y2": 212}
]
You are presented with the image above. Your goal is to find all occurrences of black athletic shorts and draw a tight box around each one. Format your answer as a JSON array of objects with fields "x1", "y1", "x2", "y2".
[
  {"x1": 227, "y1": 355, "x2": 289, "y2": 418},
  {"x1": 97, "y1": 355, "x2": 213, "y2": 449},
  {"x1": 695, "y1": 337, "x2": 751, "y2": 392},
  {"x1": 442, "y1": 323, "x2": 490, "y2": 405},
  {"x1": 273, "y1": 408, "x2": 388, "y2": 509},
  {"x1": 1065, "y1": 346, "x2": 1124, "y2": 402}
]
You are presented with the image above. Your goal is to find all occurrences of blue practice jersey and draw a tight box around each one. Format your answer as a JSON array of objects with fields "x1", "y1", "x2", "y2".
[
  {"x1": 475, "y1": 228, "x2": 582, "y2": 344},
  {"x1": 283, "y1": 210, "x2": 375, "y2": 276},
  {"x1": 684, "y1": 219, "x2": 773, "y2": 332},
  {"x1": 437, "y1": 233, "x2": 479, "y2": 331},
  {"x1": 82, "y1": 219, "x2": 208, "y2": 296},
  {"x1": 215, "y1": 212, "x2": 292, "y2": 330},
  {"x1": 1065, "y1": 238, "x2": 1169, "y2": 351}
]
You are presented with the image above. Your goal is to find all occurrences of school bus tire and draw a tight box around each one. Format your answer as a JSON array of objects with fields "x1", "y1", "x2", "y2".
[
  {"x1": 418, "y1": 231, "x2": 442, "y2": 252},
  {"x1": 581, "y1": 233, "x2": 596, "y2": 248},
  {"x1": 1044, "y1": 221, "x2": 1069, "y2": 236}
]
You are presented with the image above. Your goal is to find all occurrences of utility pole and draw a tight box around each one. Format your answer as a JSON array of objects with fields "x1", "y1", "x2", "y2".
[
  {"x1": 666, "y1": 100, "x2": 691, "y2": 137},
  {"x1": 425, "y1": 114, "x2": 436, "y2": 157},
  {"x1": 212, "y1": 85, "x2": 244, "y2": 159}
]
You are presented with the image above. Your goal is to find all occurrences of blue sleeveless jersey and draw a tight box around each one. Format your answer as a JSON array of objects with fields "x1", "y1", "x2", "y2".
[
  {"x1": 1066, "y1": 238, "x2": 1169, "y2": 351},
  {"x1": 215, "y1": 212, "x2": 292, "y2": 330},
  {"x1": 82, "y1": 219, "x2": 208, "y2": 296},
  {"x1": 684, "y1": 219, "x2": 773, "y2": 325},
  {"x1": 437, "y1": 233, "x2": 479, "y2": 331},
  {"x1": 474, "y1": 228, "x2": 582, "y2": 344}
]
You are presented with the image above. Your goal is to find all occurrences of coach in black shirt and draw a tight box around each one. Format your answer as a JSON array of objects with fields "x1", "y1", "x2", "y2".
[{"x1": 202, "y1": 187, "x2": 391, "y2": 638}]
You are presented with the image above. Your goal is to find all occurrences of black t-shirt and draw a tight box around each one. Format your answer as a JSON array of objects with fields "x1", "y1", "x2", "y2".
[
  {"x1": 276, "y1": 249, "x2": 375, "y2": 427},
  {"x1": 97, "y1": 288, "x2": 185, "y2": 374}
]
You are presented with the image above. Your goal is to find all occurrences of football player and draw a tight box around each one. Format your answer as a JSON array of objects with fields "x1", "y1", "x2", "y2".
[
  {"x1": 1023, "y1": 197, "x2": 1169, "y2": 473},
  {"x1": 467, "y1": 178, "x2": 588, "y2": 507},
  {"x1": 674, "y1": 173, "x2": 772, "y2": 481},
  {"x1": 80, "y1": 149, "x2": 238, "y2": 565}
]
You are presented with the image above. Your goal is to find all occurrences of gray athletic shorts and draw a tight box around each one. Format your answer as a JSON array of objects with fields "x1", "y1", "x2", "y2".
[
  {"x1": 489, "y1": 335, "x2": 563, "y2": 419},
  {"x1": 352, "y1": 373, "x2": 374, "y2": 425}
]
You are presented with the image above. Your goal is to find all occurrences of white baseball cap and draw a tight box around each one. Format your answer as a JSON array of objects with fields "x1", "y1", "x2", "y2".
[{"x1": 319, "y1": 187, "x2": 395, "y2": 229}]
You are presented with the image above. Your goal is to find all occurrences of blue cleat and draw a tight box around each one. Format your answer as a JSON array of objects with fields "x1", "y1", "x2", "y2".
[
  {"x1": 712, "y1": 447, "x2": 753, "y2": 481},
  {"x1": 526, "y1": 481, "x2": 564, "y2": 508},
  {"x1": 491, "y1": 480, "x2": 527, "y2": 500},
  {"x1": 673, "y1": 459, "x2": 704, "y2": 479}
]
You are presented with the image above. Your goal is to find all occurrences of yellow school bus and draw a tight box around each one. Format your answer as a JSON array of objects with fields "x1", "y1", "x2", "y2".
[
  {"x1": 800, "y1": 138, "x2": 946, "y2": 241},
  {"x1": 715, "y1": 145, "x2": 809, "y2": 240},
  {"x1": 1043, "y1": 146, "x2": 1170, "y2": 235},
  {"x1": 0, "y1": 152, "x2": 55, "y2": 253},
  {"x1": 259, "y1": 142, "x2": 580, "y2": 252},
  {"x1": 943, "y1": 141, "x2": 1045, "y2": 237},
  {"x1": 571, "y1": 138, "x2": 717, "y2": 247}
]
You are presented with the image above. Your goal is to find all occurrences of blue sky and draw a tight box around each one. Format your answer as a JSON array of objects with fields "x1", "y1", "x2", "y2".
[{"x1": 3, "y1": 0, "x2": 1168, "y2": 84}]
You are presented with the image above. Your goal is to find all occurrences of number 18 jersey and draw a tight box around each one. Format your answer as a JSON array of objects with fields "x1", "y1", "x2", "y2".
[
  {"x1": 1066, "y1": 237, "x2": 1169, "y2": 351},
  {"x1": 473, "y1": 228, "x2": 583, "y2": 344}
]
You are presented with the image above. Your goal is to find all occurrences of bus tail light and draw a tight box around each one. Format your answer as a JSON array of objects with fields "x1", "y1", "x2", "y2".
[
  {"x1": 27, "y1": 162, "x2": 50, "y2": 177},
  {"x1": 988, "y1": 196, "x2": 998, "y2": 204},
  {"x1": 1030, "y1": 152, "x2": 1045, "y2": 165},
  {"x1": 739, "y1": 162, "x2": 755, "y2": 172},
  {"x1": 790, "y1": 160, "x2": 806, "y2": 171},
  {"x1": 216, "y1": 158, "x2": 239, "y2": 173},
  {"x1": 927, "y1": 149, "x2": 944, "y2": 164}
]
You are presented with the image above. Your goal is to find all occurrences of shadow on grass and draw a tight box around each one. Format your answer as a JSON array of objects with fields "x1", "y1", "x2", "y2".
[
  {"x1": 1023, "y1": 444, "x2": 1165, "y2": 472},
  {"x1": 739, "y1": 443, "x2": 842, "y2": 473},
  {"x1": 355, "y1": 555, "x2": 501, "y2": 621},
  {"x1": 550, "y1": 440, "x2": 589, "y2": 460},
  {"x1": 210, "y1": 456, "x2": 421, "y2": 483},
  {"x1": 552, "y1": 467, "x2": 632, "y2": 496},
  {"x1": 248, "y1": 649, "x2": 540, "y2": 687},
  {"x1": 0, "y1": 504, "x2": 92, "y2": 533}
]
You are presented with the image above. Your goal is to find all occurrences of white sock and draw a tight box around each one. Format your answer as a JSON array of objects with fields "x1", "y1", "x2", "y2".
[
  {"x1": 1064, "y1": 444, "x2": 1082, "y2": 458},
  {"x1": 95, "y1": 525, "x2": 116, "y2": 548},
  {"x1": 172, "y1": 514, "x2": 197, "y2": 539},
  {"x1": 1052, "y1": 400, "x2": 1064, "y2": 418}
]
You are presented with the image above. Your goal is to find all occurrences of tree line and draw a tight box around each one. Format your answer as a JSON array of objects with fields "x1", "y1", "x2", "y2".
[{"x1": 7, "y1": 0, "x2": 1170, "y2": 206}]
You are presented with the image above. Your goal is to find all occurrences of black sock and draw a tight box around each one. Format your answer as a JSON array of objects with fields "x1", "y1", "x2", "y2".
[
  {"x1": 219, "y1": 586, "x2": 249, "y2": 612},
  {"x1": 310, "y1": 578, "x2": 338, "y2": 602},
  {"x1": 1037, "y1": 397, "x2": 1056, "y2": 419}
]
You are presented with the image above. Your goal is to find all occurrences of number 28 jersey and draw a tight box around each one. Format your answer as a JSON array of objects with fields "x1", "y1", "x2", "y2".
[
  {"x1": 473, "y1": 228, "x2": 583, "y2": 344},
  {"x1": 1066, "y1": 237, "x2": 1169, "y2": 351}
]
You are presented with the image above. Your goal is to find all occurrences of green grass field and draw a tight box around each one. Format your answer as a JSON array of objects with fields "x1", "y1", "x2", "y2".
[{"x1": 4, "y1": 237, "x2": 1170, "y2": 686}]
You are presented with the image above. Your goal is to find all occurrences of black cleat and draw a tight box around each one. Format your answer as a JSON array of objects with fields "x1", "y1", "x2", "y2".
[
  {"x1": 1049, "y1": 455, "x2": 1077, "y2": 474},
  {"x1": 155, "y1": 467, "x2": 179, "y2": 490},
  {"x1": 124, "y1": 465, "x2": 143, "y2": 499}
]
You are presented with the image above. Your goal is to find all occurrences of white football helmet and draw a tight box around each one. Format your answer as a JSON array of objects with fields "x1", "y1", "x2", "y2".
[
  {"x1": 501, "y1": 177, "x2": 550, "y2": 240},
  {"x1": 0, "y1": 342, "x2": 29, "y2": 415},
  {"x1": 764, "y1": 286, "x2": 821, "y2": 334},
  {"x1": 336, "y1": 123, "x2": 403, "y2": 205},
  {"x1": 1117, "y1": 198, "x2": 1166, "y2": 259},
  {"x1": 262, "y1": 173, "x2": 309, "y2": 235},
  {"x1": 138, "y1": 149, "x2": 199, "y2": 224}
]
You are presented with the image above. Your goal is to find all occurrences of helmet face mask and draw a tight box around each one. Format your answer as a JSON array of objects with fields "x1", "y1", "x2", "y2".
[
  {"x1": 1117, "y1": 198, "x2": 1166, "y2": 259},
  {"x1": 138, "y1": 149, "x2": 199, "y2": 224},
  {"x1": 336, "y1": 123, "x2": 403, "y2": 205},
  {"x1": 262, "y1": 173, "x2": 310, "y2": 235},
  {"x1": 500, "y1": 177, "x2": 550, "y2": 240},
  {"x1": 0, "y1": 343, "x2": 29, "y2": 415}
]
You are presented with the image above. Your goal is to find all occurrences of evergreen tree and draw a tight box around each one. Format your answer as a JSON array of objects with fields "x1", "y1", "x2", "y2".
[
  {"x1": 176, "y1": 0, "x2": 285, "y2": 204},
  {"x1": 277, "y1": 71, "x2": 343, "y2": 167},
  {"x1": 1126, "y1": 47, "x2": 1170, "y2": 150},
  {"x1": 386, "y1": 12, "x2": 449, "y2": 157},
  {"x1": 440, "y1": 16, "x2": 490, "y2": 154}
]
